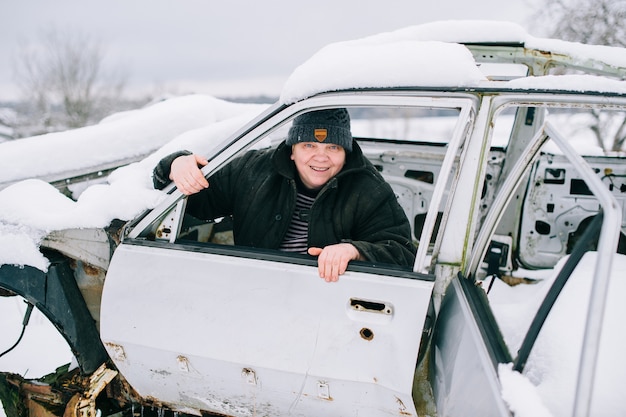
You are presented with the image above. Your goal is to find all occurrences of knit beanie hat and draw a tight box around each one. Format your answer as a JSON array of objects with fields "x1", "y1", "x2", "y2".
[{"x1": 286, "y1": 108, "x2": 353, "y2": 152}]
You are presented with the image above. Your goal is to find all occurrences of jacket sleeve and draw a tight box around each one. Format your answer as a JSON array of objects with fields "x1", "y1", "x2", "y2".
[
  {"x1": 152, "y1": 150, "x2": 193, "y2": 190},
  {"x1": 175, "y1": 149, "x2": 267, "y2": 221},
  {"x1": 152, "y1": 150, "x2": 232, "y2": 222},
  {"x1": 347, "y1": 178, "x2": 417, "y2": 268}
]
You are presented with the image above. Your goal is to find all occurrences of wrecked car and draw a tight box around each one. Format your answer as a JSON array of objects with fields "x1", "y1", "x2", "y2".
[{"x1": 1, "y1": 21, "x2": 626, "y2": 417}]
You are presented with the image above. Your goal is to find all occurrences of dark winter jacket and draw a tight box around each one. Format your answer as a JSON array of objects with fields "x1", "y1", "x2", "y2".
[{"x1": 153, "y1": 141, "x2": 416, "y2": 267}]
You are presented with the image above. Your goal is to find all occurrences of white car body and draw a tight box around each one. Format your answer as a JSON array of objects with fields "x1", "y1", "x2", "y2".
[{"x1": 1, "y1": 21, "x2": 625, "y2": 417}]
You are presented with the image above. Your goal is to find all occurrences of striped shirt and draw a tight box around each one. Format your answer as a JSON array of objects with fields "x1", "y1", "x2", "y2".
[{"x1": 280, "y1": 192, "x2": 316, "y2": 254}]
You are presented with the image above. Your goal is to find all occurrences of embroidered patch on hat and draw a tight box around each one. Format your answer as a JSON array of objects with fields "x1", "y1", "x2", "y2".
[{"x1": 314, "y1": 128, "x2": 327, "y2": 142}]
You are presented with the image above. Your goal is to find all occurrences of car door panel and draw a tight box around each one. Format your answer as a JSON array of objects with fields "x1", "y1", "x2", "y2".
[{"x1": 101, "y1": 241, "x2": 434, "y2": 416}]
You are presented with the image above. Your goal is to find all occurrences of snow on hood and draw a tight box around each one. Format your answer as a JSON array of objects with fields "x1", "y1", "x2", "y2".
[
  {"x1": 0, "y1": 95, "x2": 258, "y2": 186},
  {"x1": 0, "y1": 96, "x2": 266, "y2": 271}
]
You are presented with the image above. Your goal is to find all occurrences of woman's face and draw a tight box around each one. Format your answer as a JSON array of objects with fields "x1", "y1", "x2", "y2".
[{"x1": 290, "y1": 142, "x2": 346, "y2": 190}]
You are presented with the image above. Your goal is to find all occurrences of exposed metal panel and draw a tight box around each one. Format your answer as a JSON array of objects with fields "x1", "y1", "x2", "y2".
[{"x1": 42, "y1": 228, "x2": 113, "y2": 271}]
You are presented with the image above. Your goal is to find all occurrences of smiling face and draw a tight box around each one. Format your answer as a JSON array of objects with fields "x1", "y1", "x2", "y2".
[{"x1": 290, "y1": 142, "x2": 346, "y2": 190}]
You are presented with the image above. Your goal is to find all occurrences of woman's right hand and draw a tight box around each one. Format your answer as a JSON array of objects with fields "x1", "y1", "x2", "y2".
[{"x1": 169, "y1": 154, "x2": 209, "y2": 195}]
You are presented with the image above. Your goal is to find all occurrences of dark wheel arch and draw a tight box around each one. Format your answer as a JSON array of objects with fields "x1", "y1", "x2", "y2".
[{"x1": 0, "y1": 250, "x2": 108, "y2": 374}]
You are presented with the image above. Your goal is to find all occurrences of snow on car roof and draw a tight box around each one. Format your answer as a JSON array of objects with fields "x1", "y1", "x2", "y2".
[
  {"x1": 0, "y1": 97, "x2": 266, "y2": 271},
  {"x1": 280, "y1": 20, "x2": 626, "y2": 104},
  {"x1": 279, "y1": 40, "x2": 486, "y2": 104}
]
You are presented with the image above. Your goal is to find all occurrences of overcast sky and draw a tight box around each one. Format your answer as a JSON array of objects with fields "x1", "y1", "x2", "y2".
[{"x1": 0, "y1": 0, "x2": 539, "y2": 100}]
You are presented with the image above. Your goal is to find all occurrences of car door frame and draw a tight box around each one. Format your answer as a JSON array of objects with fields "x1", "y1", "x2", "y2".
[{"x1": 433, "y1": 94, "x2": 625, "y2": 417}]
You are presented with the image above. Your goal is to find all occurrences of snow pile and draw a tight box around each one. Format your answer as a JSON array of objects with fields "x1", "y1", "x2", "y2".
[
  {"x1": 280, "y1": 40, "x2": 486, "y2": 104},
  {"x1": 499, "y1": 363, "x2": 553, "y2": 417},
  {"x1": 0, "y1": 96, "x2": 266, "y2": 271},
  {"x1": 506, "y1": 74, "x2": 626, "y2": 94},
  {"x1": 0, "y1": 224, "x2": 50, "y2": 271},
  {"x1": 280, "y1": 20, "x2": 626, "y2": 104},
  {"x1": 0, "y1": 95, "x2": 260, "y2": 186},
  {"x1": 492, "y1": 253, "x2": 626, "y2": 416}
]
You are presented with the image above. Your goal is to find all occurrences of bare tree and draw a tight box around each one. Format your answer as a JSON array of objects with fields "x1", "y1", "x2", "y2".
[
  {"x1": 12, "y1": 27, "x2": 126, "y2": 130},
  {"x1": 531, "y1": 0, "x2": 626, "y2": 47},
  {"x1": 530, "y1": 0, "x2": 626, "y2": 152}
]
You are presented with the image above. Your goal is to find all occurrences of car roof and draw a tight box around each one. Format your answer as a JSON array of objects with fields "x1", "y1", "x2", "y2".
[{"x1": 279, "y1": 20, "x2": 626, "y2": 104}]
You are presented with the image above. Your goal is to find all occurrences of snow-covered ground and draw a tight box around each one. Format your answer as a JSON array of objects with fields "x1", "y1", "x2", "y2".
[
  {"x1": 0, "y1": 297, "x2": 73, "y2": 378},
  {"x1": 2, "y1": 20, "x2": 626, "y2": 417},
  {"x1": 493, "y1": 254, "x2": 626, "y2": 417}
]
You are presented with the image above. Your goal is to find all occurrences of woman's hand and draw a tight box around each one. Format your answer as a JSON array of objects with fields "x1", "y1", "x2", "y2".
[
  {"x1": 170, "y1": 154, "x2": 209, "y2": 195},
  {"x1": 308, "y1": 243, "x2": 363, "y2": 282}
]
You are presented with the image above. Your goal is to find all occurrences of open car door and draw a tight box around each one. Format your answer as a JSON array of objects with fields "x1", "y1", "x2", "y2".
[
  {"x1": 99, "y1": 99, "x2": 470, "y2": 416},
  {"x1": 100, "y1": 235, "x2": 434, "y2": 416}
]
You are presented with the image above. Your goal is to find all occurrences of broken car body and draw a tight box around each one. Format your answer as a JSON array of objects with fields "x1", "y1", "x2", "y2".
[{"x1": 1, "y1": 21, "x2": 626, "y2": 417}]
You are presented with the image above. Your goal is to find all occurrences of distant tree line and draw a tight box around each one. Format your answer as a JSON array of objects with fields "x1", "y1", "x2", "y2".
[{"x1": 4, "y1": 26, "x2": 277, "y2": 139}]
